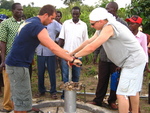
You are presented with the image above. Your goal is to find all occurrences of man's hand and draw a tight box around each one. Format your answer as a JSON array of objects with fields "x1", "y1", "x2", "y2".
[
  {"x1": 68, "y1": 58, "x2": 82, "y2": 67},
  {"x1": 69, "y1": 52, "x2": 74, "y2": 57}
]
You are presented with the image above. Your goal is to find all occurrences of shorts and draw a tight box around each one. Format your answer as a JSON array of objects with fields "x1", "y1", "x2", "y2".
[
  {"x1": 6, "y1": 65, "x2": 32, "y2": 111},
  {"x1": 116, "y1": 62, "x2": 146, "y2": 96}
]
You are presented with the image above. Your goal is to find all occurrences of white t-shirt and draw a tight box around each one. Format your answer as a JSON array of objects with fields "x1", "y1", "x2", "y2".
[
  {"x1": 59, "y1": 19, "x2": 88, "y2": 52},
  {"x1": 98, "y1": 21, "x2": 146, "y2": 68}
]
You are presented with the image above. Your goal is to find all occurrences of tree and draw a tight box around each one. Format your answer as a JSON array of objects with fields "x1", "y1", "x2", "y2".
[
  {"x1": 0, "y1": 8, "x2": 12, "y2": 17},
  {"x1": 23, "y1": 5, "x2": 40, "y2": 19},
  {"x1": 0, "y1": 0, "x2": 14, "y2": 10},
  {"x1": 58, "y1": 2, "x2": 95, "y2": 36},
  {"x1": 63, "y1": 0, "x2": 83, "y2": 5},
  {"x1": 95, "y1": 0, "x2": 113, "y2": 8}
]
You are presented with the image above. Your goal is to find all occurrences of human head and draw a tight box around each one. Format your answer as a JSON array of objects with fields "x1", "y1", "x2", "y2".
[
  {"x1": 55, "y1": 11, "x2": 62, "y2": 23},
  {"x1": 125, "y1": 15, "x2": 142, "y2": 32},
  {"x1": 12, "y1": 3, "x2": 23, "y2": 20},
  {"x1": 71, "y1": 6, "x2": 81, "y2": 23},
  {"x1": 0, "y1": 14, "x2": 8, "y2": 23},
  {"x1": 38, "y1": 4, "x2": 56, "y2": 25},
  {"x1": 105, "y1": 2, "x2": 118, "y2": 17},
  {"x1": 89, "y1": 7, "x2": 115, "y2": 30},
  {"x1": 125, "y1": 15, "x2": 142, "y2": 24}
]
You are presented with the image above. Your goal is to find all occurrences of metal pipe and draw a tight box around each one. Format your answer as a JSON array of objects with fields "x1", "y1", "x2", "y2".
[
  {"x1": 54, "y1": 90, "x2": 148, "y2": 98},
  {"x1": 64, "y1": 67, "x2": 77, "y2": 113},
  {"x1": 68, "y1": 67, "x2": 72, "y2": 82},
  {"x1": 64, "y1": 90, "x2": 76, "y2": 113}
]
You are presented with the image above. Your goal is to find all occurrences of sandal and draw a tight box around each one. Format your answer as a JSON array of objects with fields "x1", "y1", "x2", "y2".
[{"x1": 51, "y1": 93, "x2": 58, "y2": 99}]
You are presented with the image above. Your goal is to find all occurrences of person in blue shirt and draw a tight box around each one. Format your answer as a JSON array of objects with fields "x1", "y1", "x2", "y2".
[
  {"x1": 5, "y1": 4, "x2": 81, "y2": 113},
  {"x1": 35, "y1": 20, "x2": 61, "y2": 99}
]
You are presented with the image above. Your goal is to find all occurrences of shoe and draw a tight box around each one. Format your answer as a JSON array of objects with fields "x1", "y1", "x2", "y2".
[
  {"x1": 0, "y1": 108, "x2": 12, "y2": 112},
  {"x1": 34, "y1": 92, "x2": 45, "y2": 98},
  {"x1": 88, "y1": 101, "x2": 98, "y2": 105},
  {"x1": 51, "y1": 93, "x2": 58, "y2": 99},
  {"x1": 101, "y1": 103, "x2": 109, "y2": 108},
  {"x1": 109, "y1": 103, "x2": 118, "y2": 110},
  {"x1": 27, "y1": 108, "x2": 44, "y2": 113}
]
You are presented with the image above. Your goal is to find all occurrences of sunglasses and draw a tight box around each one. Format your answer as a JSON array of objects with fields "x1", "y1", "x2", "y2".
[{"x1": 90, "y1": 21, "x2": 98, "y2": 26}]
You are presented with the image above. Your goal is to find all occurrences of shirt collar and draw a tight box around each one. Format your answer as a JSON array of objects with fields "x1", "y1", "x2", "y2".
[
  {"x1": 69, "y1": 19, "x2": 81, "y2": 24},
  {"x1": 10, "y1": 17, "x2": 24, "y2": 23}
]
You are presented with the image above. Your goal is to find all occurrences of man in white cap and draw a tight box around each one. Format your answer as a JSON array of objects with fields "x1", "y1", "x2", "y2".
[{"x1": 70, "y1": 7, "x2": 146, "y2": 113}]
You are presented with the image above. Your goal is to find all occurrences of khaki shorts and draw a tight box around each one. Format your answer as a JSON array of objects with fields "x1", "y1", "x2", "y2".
[
  {"x1": 116, "y1": 63, "x2": 146, "y2": 96},
  {"x1": 6, "y1": 65, "x2": 32, "y2": 111}
]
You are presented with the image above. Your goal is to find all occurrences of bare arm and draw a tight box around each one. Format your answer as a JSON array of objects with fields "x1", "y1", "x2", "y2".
[
  {"x1": 75, "y1": 25, "x2": 114, "y2": 58},
  {"x1": 70, "y1": 31, "x2": 99, "y2": 56},
  {"x1": 37, "y1": 28, "x2": 81, "y2": 65}
]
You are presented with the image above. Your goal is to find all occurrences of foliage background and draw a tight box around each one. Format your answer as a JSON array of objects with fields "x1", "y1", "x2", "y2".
[{"x1": 0, "y1": 0, "x2": 150, "y2": 34}]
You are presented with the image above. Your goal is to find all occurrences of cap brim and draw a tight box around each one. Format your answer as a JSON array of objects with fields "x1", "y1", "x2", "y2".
[{"x1": 125, "y1": 18, "x2": 136, "y2": 23}]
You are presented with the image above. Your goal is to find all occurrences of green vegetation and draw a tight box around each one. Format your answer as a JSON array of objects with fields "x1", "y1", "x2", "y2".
[{"x1": 1, "y1": 0, "x2": 150, "y2": 34}]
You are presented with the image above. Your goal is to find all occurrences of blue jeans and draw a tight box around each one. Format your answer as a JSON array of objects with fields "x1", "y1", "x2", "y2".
[
  {"x1": 37, "y1": 56, "x2": 57, "y2": 94},
  {"x1": 61, "y1": 58, "x2": 81, "y2": 83}
]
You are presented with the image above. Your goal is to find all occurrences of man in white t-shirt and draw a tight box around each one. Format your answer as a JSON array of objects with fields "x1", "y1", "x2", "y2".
[
  {"x1": 70, "y1": 7, "x2": 146, "y2": 113},
  {"x1": 58, "y1": 6, "x2": 88, "y2": 99}
]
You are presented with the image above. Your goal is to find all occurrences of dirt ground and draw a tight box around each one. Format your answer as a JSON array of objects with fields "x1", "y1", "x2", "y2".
[{"x1": 0, "y1": 63, "x2": 150, "y2": 112}]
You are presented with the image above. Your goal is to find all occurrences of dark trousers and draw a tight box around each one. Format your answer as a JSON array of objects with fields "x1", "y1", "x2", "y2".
[
  {"x1": 93, "y1": 60, "x2": 117, "y2": 106},
  {"x1": 37, "y1": 55, "x2": 57, "y2": 94}
]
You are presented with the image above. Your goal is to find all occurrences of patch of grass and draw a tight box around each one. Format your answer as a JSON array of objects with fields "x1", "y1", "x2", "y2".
[
  {"x1": 142, "y1": 106, "x2": 150, "y2": 112},
  {"x1": 82, "y1": 66, "x2": 98, "y2": 77}
]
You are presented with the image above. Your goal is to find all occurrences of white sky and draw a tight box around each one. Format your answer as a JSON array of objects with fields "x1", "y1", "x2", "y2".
[{"x1": 13, "y1": 0, "x2": 131, "y2": 9}]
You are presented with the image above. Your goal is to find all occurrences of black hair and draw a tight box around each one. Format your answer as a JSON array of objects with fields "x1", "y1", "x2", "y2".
[
  {"x1": 57, "y1": 11, "x2": 62, "y2": 17},
  {"x1": 12, "y1": 3, "x2": 21, "y2": 10},
  {"x1": 72, "y1": 6, "x2": 80, "y2": 12},
  {"x1": 109, "y1": 1, "x2": 118, "y2": 11}
]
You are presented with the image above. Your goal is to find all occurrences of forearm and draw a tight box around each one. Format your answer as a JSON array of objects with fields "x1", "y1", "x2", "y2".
[
  {"x1": 71, "y1": 31, "x2": 98, "y2": 55},
  {"x1": 71, "y1": 39, "x2": 90, "y2": 55},
  {"x1": 75, "y1": 43, "x2": 96, "y2": 58},
  {"x1": 38, "y1": 36, "x2": 73, "y2": 62},
  {"x1": 50, "y1": 43, "x2": 73, "y2": 61}
]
